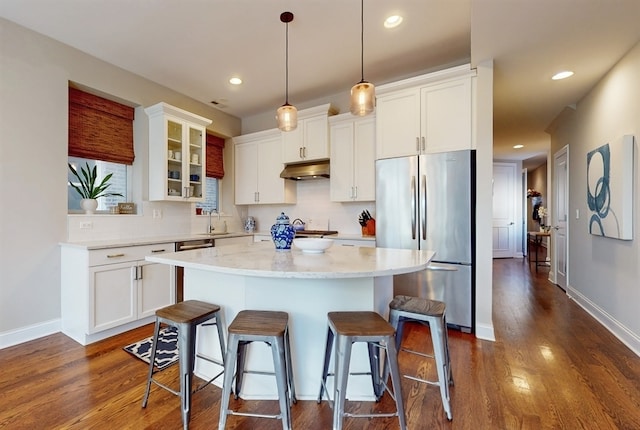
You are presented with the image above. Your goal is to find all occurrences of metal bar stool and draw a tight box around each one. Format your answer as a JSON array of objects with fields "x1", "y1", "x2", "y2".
[
  {"x1": 218, "y1": 310, "x2": 297, "y2": 430},
  {"x1": 387, "y1": 295, "x2": 453, "y2": 420},
  {"x1": 317, "y1": 311, "x2": 406, "y2": 430},
  {"x1": 142, "y1": 300, "x2": 226, "y2": 430}
]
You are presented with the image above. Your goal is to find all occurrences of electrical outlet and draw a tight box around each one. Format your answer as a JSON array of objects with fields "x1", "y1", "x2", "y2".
[
  {"x1": 80, "y1": 221, "x2": 93, "y2": 229},
  {"x1": 153, "y1": 209, "x2": 162, "y2": 219}
]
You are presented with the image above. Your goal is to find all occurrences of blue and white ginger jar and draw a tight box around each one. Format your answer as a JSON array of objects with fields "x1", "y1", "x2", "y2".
[{"x1": 270, "y1": 212, "x2": 295, "y2": 251}]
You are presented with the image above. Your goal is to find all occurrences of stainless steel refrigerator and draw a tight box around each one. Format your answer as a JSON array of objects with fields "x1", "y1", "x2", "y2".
[{"x1": 376, "y1": 150, "x2": 475, "y2": 332}]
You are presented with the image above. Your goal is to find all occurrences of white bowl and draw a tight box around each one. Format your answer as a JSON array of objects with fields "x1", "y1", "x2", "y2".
[{"x1": 293, "y1": 238, "x2": 334, "y2": 254}]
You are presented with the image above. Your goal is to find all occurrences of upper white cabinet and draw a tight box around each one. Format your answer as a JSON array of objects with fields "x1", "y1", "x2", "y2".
[
  {"x1": 376, "y1": 65, "x2": 474, "y2": 159},
  {"x1": 234, "y1": 129, "x2": 296, "y2": 205},
  {"x1": 329, "y1": 113, "x2": 376, "y2": 202},
  {"x1": 145, "y1": 102, "x2": 212, "y2": 201},
  {"x1": 282, "y1": 104, "x2": 337, "y2": 163}
]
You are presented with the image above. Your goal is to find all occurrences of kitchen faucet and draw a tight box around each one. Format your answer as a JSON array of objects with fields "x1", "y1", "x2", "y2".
[{"x1": 207, "y1": 209, "x2": 221, "y2": 233}]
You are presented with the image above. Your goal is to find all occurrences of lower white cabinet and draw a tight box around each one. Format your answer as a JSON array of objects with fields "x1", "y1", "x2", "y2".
[
  {"x1": 215, "y1": 236, "x2": 254, "y2": 247},
  {"x1": 61, "y1": 243, "x2": 174, "y2": 345},
  {"x1": 334, "y1": 238, "x2": 376, "y2": 248}
]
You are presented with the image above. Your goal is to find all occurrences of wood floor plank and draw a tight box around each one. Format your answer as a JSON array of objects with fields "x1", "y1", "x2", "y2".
[{"x1": 1, "y1": 257, "x2": 640, "y2": 429}]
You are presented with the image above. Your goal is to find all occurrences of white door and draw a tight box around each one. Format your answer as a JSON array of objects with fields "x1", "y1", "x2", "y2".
[
  {"x1": 492, "y1": 162, "x2": 517, "y2": 258},
  {"x1": 553, "y1": 146, "x2": 569, "y2": 289}
]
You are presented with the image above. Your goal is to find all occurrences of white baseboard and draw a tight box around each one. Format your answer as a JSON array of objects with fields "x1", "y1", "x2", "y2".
[
  {"x1": 0, "y1": 319, "x2": 61, "y2": 349},
  {"x1": 567, "y1": 285, "x2": 640, "y2": 357},
  {"x1": 474, "y1": 323, "x2": 496, "y2": 341}
]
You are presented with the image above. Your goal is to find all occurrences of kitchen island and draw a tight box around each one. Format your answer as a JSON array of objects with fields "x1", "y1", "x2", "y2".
[{"x1": 146, "y1": 241, "x2": 434, "y2": 400}]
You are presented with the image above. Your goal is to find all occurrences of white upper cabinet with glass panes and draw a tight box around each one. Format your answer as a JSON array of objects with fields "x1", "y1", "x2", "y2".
[{"x1": 145, "y1": 103, "x2": 212, "y2": 201}]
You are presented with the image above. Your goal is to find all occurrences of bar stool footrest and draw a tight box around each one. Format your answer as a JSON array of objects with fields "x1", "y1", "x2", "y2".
[
  {"x1": 345, "y1": 412, "x2": 399, "y2": 419},
  {"x1": 227, "y1": 410, "x2": 283, "y2": 420}
]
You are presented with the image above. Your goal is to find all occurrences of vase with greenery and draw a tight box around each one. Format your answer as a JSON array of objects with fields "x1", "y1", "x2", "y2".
[{"x1": 68, "y1": 162, "x2": 123, "y2": 214}]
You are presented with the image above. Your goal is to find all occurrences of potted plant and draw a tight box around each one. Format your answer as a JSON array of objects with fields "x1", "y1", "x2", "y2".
[{"x1": 68, "y1": 162, "x2": 123, "y2": 214}]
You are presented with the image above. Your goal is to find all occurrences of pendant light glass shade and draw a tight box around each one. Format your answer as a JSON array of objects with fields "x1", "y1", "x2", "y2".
[
  {"x1": 277, "y1": 11, "x2": 297, "y2": 131},
  {"x1": 350, "y1": 81, "x2": 375, "y2": 116},
  {"x1": 350, "y1": 0, "x2": 375, "y2": 116},
  {"x1": 277, "y1": 103, "x2": 298, "y2": 132}
]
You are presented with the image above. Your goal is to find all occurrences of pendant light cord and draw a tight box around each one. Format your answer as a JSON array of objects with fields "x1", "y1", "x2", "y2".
[
  {"x1": 285, "y1": 18, "x2": 290, "y2": 104},
  {"x1": 360, "y1": 0, "x2": 364, "y2": 83}
]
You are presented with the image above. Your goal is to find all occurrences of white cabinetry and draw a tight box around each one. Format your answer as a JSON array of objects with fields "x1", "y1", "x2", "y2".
[
  {"x1": 282, "y1": 104, "x2": 337, "y2": 163},
  {"x1": 329, "y1": 113, "x2": 376, "y2": 202},
  {"x1": 215, "y1": 236, "x2": 254, "y2": 247},
  {"x1": 145, "y1": 102, "x2": 212, "y2": 201},
  {"x1": 376, "y1": 65, "x2": 474, "y2": 159},
  {"x1": 334, "y1": 238, "x2": 376, "y2": 248},
  {"x1": 61, "y1": 243, "x2": 174, "y2": 345},
  {"x1": 234, "y1": 129, "x2": 296, "y2": 205}
]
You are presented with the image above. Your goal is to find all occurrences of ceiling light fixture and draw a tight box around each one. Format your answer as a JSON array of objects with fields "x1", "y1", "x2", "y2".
[
  {"x1": 513, "y1": 144, "x2": 524, "y2": 149},
  {"x1": 552, "y1": 70, "x2": 574, "y2": 80},
  {"x1": 229, "y1": 77, "x2": 242, "y2": 85},
  {"x1": 350, "y1": 0, "x2": 375, "y2": 116},
  {"x1": 384, "y1": 15, "x2": 403, "y2": 29},
  {"x1": 276, "y1": 11, "x2": 297, "y2": 132}
]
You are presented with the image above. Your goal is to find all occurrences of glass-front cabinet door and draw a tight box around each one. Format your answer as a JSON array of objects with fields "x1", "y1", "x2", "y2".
[
  {"x1": 167, "y1": 119, "x2": 184, "y2": 198},
  {"x1": 187, "y1": 125, "x2": 204, "y2": 200},
  {"x1": 145, "y1": 102, "x2": 212, "y2": 202}
]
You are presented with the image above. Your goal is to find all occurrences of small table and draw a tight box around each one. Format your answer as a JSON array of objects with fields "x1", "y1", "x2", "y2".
[{"x1": 527, "y1": 231, "x2": 550, "y2": 271}]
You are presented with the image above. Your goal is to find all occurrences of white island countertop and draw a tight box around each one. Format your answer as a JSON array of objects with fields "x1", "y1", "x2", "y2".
[{"x1": 145, "y1": 241, "x2": 435, "y2": 279}]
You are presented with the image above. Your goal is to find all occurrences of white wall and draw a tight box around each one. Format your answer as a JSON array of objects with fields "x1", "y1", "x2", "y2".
[
  {"x1": 549, "y1": 41, "x2": 640, "y2": 355},
  {"x1": 0, "y1": 18, "x2": 241, "y2": 346}
]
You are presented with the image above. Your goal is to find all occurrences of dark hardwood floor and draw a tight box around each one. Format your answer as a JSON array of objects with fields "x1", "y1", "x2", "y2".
[{"x1": 2, "y1": 257, "x2": 639, "y2": 429}]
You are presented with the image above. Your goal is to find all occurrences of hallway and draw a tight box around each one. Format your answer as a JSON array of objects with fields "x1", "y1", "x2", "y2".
[{"x1": 0, "y1": 258, "x2": 639, "y2": 429}]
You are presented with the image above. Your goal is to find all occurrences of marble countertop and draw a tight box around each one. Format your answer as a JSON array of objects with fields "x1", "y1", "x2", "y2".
[
  {"x1": 59, "y1": 232, "x2": 253, "y2": 250},
  {"x1": 60, "y1": 232, "x2": 374, "y2": 250},
  {"x1": 145, "y1": 241, "x2": 434, "y2": 279}
]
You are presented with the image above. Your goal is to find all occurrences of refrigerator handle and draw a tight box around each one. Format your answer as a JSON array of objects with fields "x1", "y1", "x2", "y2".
[
  {"x1": 411, "y1": 175, "x2": 417, "y2": 240},
  {"x1": 421, "y1": 174, "x2": 427, "y2": 240}
]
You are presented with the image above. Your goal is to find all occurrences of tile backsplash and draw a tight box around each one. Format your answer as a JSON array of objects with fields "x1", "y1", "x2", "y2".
[{"x1": 67, "y1": 179, "x2": 375, "y2": 242}]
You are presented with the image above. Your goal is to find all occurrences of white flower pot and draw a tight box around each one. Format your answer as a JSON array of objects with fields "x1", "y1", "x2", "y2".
[{"x1": 81, "y1": 198, "x2": 98, "y2": 214}]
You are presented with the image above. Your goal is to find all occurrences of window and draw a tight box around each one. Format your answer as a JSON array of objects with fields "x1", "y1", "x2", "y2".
[
  {"x1": 68, "y1": 86, "x2": 135, "y2": 213},
  {"x1": 195, "y1": 133, "x2": 225, "y2": 213},
  {"x1": 196, "y1": 178, "x2": 219, "y2": 213},
  {"x1": 68, "y1": 157, "x2": 129, "y2": 212}
]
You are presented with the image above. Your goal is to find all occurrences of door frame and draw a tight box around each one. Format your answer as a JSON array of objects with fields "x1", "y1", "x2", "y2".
[
  {"x1": 492, "y1": 162, "x2": 518, "y2": 258},
  {"x1": 552, "y1": 145, "x2": 569, "y2": 288}
]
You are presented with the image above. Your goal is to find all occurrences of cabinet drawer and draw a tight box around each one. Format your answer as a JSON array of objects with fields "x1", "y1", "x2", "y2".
[{"x1": 88, "y1": 243, "x2": 173, "y2": 266}]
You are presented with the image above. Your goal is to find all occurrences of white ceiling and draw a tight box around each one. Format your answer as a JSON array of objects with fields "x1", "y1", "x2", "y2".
[{"x1": 2, "y1": 0, "x2": 640, "y2": 168}]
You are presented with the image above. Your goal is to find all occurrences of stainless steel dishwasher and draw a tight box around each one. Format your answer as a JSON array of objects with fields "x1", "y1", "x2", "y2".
[{"x1": 174, "y1": 238, "x2": 214, "y2": 302}]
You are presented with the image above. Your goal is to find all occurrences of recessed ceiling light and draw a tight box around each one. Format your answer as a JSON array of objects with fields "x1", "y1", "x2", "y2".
[
  {"x1": 229, "y1": 77, "x2": 242, "y2": 85},
  {"x1": 552, "y1": 71, "x2": 574, "y2": 80},
  {"x1": 384, "y1": 15, "x2": 403, "y2": 29},
  {"x1": 513, "y1": 144, "x2": 524, "y2": 149}
]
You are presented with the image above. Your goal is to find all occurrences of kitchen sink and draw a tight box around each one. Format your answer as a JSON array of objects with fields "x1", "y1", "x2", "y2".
[{"x1": 198, "y1": 232, "x2": 232, "y2": 236}]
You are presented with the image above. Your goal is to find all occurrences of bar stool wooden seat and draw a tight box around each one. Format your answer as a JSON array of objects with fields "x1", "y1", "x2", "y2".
[
  {"x1": 387, "y1": 295, "x2": 453, "y2": 420},
  {"x1": 317, "y1": 311, "x2": 406, "y2": 430},
  {"x1": 142, "y1": 300, "x2": 226, "y2": 430},
  {"x1": 218, "y1": 310, "x2": 296, "y2": 430}
]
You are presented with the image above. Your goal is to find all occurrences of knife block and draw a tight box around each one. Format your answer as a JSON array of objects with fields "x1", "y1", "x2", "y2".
[{"x1": 362, "y1": 219, "x2": 376, "y2": 237}]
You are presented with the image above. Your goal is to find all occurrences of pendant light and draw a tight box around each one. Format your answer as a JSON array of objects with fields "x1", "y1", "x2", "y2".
[
  {"x1": 276, "y1": 11, "x2": 298, "y2": 131},
  {"x1": 350, "y1": 0, "x2": 375, "y2": 116}
]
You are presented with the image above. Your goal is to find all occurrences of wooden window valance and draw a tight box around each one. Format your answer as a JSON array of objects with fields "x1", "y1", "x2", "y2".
[
  {"x1": 206, "y1": 133, "x2": 225, "y2": 179},
  {"x1": 68, "y1": 87, "x2": 135, "y2": 164}
]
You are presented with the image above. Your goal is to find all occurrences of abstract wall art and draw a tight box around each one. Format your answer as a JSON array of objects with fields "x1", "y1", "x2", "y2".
[{"x1": 586, "y1": 135, "x2": 634, "y2": 240}]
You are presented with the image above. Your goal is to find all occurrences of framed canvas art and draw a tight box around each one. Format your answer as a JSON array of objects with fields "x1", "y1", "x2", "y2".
[{"x1": 586, "y1": 135, "x2": 634, "y2": 240}]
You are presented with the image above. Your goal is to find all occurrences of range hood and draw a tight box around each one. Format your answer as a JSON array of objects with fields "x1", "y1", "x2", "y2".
[{"x1": 279, "y1": 160, "x2": 330, "y2": 180}]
